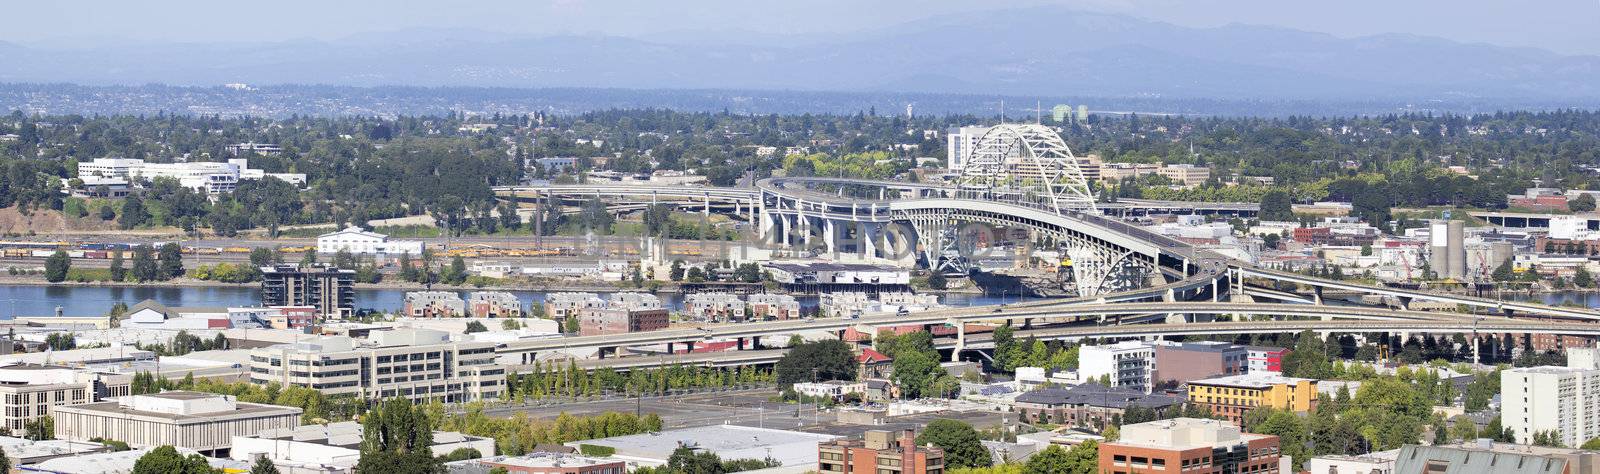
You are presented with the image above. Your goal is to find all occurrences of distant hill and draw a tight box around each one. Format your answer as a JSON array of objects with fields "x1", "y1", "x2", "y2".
[{"x1": 3, "y1": 6, "x2": 1599, "y2": 100}]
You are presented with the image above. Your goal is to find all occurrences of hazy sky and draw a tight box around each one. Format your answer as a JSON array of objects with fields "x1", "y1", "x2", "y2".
[{"x1": 6, "y1": 0, "x2": 1600, "y2": 55}]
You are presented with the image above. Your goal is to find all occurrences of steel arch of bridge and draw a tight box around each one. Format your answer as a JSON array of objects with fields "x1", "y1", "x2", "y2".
[{"x1": 958, "y1": 124, "x2": 1097, "y2": 213}]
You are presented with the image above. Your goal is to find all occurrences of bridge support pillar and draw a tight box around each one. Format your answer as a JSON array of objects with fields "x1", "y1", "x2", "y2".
[
  {"x1": 667, "y1": 342, "x2": 675, "y2": 354},
  {"x1": 752, "y1": 336, "x2": 763, "y2": 350},
  {"x1": 859, "y1": 222, "x2": 878, "y2": 260},
  {"x1": 737, "y1": 337, "x2": 746, "y2": 350},
  {"x1": 950, "y1": 319, "x2": 965, "y2": 362},
  {"x1": 823, "y1": 218, "x2": 837, "y2": 258},
  {"x1": 1472, "y1": 335, "x2": 1482, "y2": 365}
]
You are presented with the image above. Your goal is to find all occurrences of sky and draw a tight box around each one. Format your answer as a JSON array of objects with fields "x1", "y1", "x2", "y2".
[{"x1": 5, "y1": 0, "x2": 1600, "y2": 55}]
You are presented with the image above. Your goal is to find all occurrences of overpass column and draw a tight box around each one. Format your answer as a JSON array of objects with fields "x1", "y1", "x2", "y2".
[
  {"x1": 823, "y1": 218, "x2": 837, "y2": 257},
  {"x1": 949, "y1": 318, "x2": 965, "y2": 362},
  {"x1": 703, "y1": 193, "x2": 711, "y2": 217},
  {"x1": 860, "y1": 222, "x2": 878, "y2": 260}
]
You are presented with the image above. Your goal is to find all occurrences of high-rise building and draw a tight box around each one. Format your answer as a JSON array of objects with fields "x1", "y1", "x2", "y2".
[
  {"x1": 818, "y1": 429, "x2": 945, "y2": 474},
  {"x1": 945, "y1": 125, "x2": 990, "y2": 170},
  {"x1": 1100, "y1": 418, "x2": 1282, "y2": 474},
  {"x1": 1502, "y1": 365, "x2": 1600, "y2": 448},
  {"x1": 259, "y1": 264, "x2": 355, "y2": 318}
]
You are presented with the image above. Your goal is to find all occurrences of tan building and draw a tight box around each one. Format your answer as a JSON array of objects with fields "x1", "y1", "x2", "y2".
[
  {"x1": 0, "y1": 365, "x2": 131, "y2": 432},
  {"x1": 1159, "y1": 164, "x2": 1212, "y2": 186},
  {"x1": 819, "y1": 429, "x2": 945, "y2": 474},
  {"x1": 52, "y1": 391, "x2": 302, "y2": 456},
  {"x1": 248, "y1": 329, "x2": 504, "y2": 402}
]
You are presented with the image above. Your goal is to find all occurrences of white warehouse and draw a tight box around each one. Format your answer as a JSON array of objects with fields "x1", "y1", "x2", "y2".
[{"x1": 316, "y1": 226, "x2": 425, "y2": 256}]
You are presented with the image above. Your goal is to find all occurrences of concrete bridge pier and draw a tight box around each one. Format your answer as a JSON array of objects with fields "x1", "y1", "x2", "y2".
[{"x1": 949, "y1": 319, "x2": 965, "y2": 362}]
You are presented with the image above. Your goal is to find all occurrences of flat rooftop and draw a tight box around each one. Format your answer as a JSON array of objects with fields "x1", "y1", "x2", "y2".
[
  {"x1": 1189, "y1": 373, "x2": 1316, "y2": 389},
  {"x1": 55, "y1": 395, "x2": 301, "y2": 423},
  {"x1": 569, "y1": 424, "x2": 838, "y2": 468}
]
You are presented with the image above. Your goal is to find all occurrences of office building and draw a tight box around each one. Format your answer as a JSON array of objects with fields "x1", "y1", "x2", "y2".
[
  {"x1": 232, "y1": 420, "x2": 494, "y2": 473},
  {"x1": 1153, "y1": 341, "x2": 1248, "y2": 385},
  {"x1": 1099, "y1": 418, "x2": 1281, "y2": 474},
  {"x1": 819, "y1": 429, "x2": 945, "y2": 474},
  {"x1": 1158, "y1": 164, "x2": 1212, "y2": 187},
  {"x1": 1187, "y1": 373, "x2": 1318, "y2": 424},
  {"x1": 1502, "y1": 366, "x2": 1600, "y2": 448},
  {"x1": 248, "y1": 329, "x2": 504, "y2": 402},
  {"x1": 470, "y1": 292, "x2": 524, "y2": 318},
  {"x1": 259, "y1": 264, "x2": 356, "y2": 318},
  {"x1": 316, "y1": 226, "x2": 425, "y2": 256},
  {"x1": 404, "y1": 291, "x2": 466, "y2": 318},
  {"x1": 1079, "y1": 341, "x2": 1156, "y2": 392},
  {"x1": 0, "y1": 365, "x2": 131, "y2": 432},
  {"x1": 225, "y1": 142, "x2": 284, "y2": 156},
  {"x1": 51, "y1": 391, "x2": 302, "y2": 456},
  {"x1": 578, "y1": 307, "x2": 669, "y2": 336}
]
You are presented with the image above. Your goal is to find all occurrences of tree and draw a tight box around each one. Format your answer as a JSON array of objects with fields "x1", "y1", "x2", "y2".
[
  {"x1": 1571, "y1": 193, "x2": 1596, "y2": 212},
  {"x1": 669, "y1": 260, "x2": 685, "y2": 281},
  {"x1": 1491, "y1": 259, "x2": 1515, "y2": 282},
  {"x1": 685, "y1": 266, "x2": 705, "y2": 282},
  {"x1": 45, "y1": 250, "x2": 69, "y2": 282},
  {"x1": 23, "y1": 415, "x2": 52, "y2": 441},
  {"x1": 130, "y1": 245, "x2": 157, "y2": 282},
  {"x1": 437, "y1": 447, "x2": 483, "y2": 462},
  {"x1": 250, "y1": 457, "x2": 281, "y2": 474},
  {"x1": 118, "y1": 196, "x2": 147, "y2": 230},
  {"x1": 927, "y1": 272, "x2": 948, "y2": 290},
  {"x1": 465, "y1": 321, "x2": 489, "y2": 333},
  {"x1": 916, "y1": 419, "x2": 992, "y2": 469},
  {"x1": 132, "y1": 445, "x2": 215, "y2": 474},
  {"x1": 1582, "y1": 437, "x2": 1600, "y2": 451},
  {"x1": 109, "y1": 250, "x2": 127, "y2": 281},
  {"x1": 1260, "y1": 190, "x2": 1294, "y2": 221},
  {"x1": 1025, "y1": 441, "x2": 1097, "y2": 474},
  {"x1": 357, "y1": 398, "x2": 442, "y2": 474},
  {"x1": 0, "y1": 447, "x2": 9, "y2": 474},
  {"x1": 774, "y1": 339, "x2": 857, "y2": 386},
  {"x1": 157, "y1": 243, "x2": 184, "y2": 279},
  {"x1": 1251, "y1": 410, "x2": 1308, "y2": 470},
  {"x1": 1577, "y1": 267, "x2": 1595, "y2": 289},
  {"x1": 45, "y1": 333, "x2": 76, "y2": 351}
]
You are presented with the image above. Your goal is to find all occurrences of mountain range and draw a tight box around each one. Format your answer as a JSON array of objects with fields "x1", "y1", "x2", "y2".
[{"x1": 4, "y1": 7, "x2": 1599, "y2": 101}]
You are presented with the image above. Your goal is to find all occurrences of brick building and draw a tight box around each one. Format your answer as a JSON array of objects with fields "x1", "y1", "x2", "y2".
[
  {"x1": 818, "y1": 429, "x2": 944, "y2": 474},
  {"x1": 1100, "y1": 418, "x2": 1281, "y2": 474},
  {"x1": 578, "y1": 308, "x2": 669, "y2": 336},
  {"x1": 1153, "y1": 342, "x2": 1248, "y2": 385}
]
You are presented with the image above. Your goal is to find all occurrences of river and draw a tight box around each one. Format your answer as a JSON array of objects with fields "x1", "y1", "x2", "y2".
[
  {"x1": 0, "y1": 285, "x2": 1021, "y2": 318},
  {"x1": 0, "y1": 284, "x2": 1588, "y2": 319}
]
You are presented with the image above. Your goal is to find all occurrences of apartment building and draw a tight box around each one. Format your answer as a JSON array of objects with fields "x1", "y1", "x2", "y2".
[
  {"x1": 1186, "y1": 373, "x2": 1318, "y2": 424},
  {"x1": 818, "y1": 429, "x2": 945, "y2": 474},
  {"x1": 1079, "y1": 341, "x2": 1156, "y2": 392},
  {"x1": 1502, "y1": 365, "x2": 1600, "y2": 448},
  {"x1": 545, "y1": 293, "x2": 605, "y2": 321},
  {"x1": 748, "y1": 294, "x2": 801, "y2": 320},
  {"x1": 609, "y1": 293, "x2": 663, "y2": 311},
  {"x1": 685, "y1": 293, "x2": 746, "y2": 321},
  {"x1": 0, "y1": 365, "x2": 131, "y2": 432},
  {"x1": 248, "y1": 329, "x2": 504, "y2": 402},
  {"x1": 403, "y1": 291, "x2": 466, "y2": 318},
  {"x1": 1100, "y1": 418, "x2": 1282, "y2": 474},
  {"x1": 259, "y1": 264, "x2": 356, "y2": 318},
  {"x1": 470, "y1": 292, "x2": 523, "y2": 318}
]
